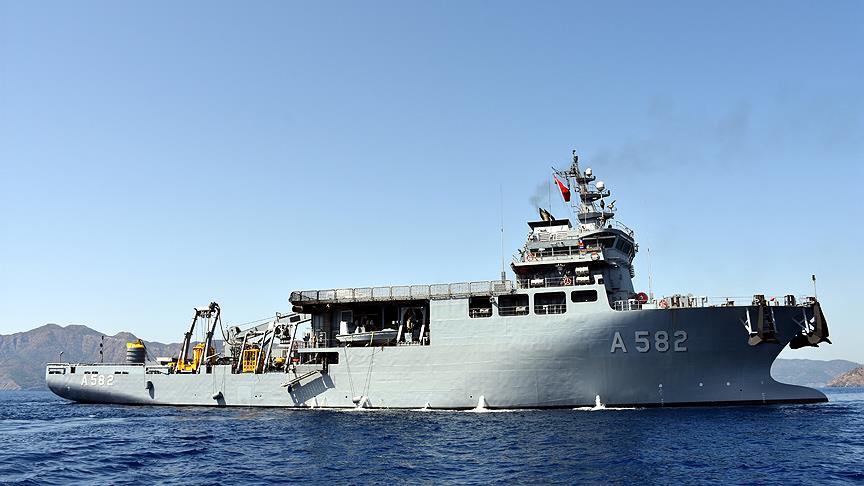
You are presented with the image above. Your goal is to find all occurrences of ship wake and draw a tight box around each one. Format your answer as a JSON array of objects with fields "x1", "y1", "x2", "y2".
[{"x1": 573, "y1": 395, "x2": 636, "y2": 411}]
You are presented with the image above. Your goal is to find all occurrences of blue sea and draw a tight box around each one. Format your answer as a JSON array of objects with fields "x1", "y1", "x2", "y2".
[{"x1": 1, "y1": 389, "x2": 862, "y2": 485}]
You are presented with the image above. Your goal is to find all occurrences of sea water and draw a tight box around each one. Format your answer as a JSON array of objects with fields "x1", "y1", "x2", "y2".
[{"x1": 1, "y1": 389, "x2": 862, "y2": 485}]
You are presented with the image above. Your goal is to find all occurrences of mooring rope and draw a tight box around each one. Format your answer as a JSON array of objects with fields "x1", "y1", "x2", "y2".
[
  {"x1": 342, "y1": 344, "x2": 356, "y2": 401},
  {"x1": 362, "y1": 336, "x2": 377, "y2": 400},
  {"x1": 231, "y1": 313, "x2": 291, "y2": 329}
]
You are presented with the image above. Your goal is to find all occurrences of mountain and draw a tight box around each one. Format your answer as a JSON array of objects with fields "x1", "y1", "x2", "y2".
[
  {"x1": 827, "y1": 366, "x2": 864, "y2": 387},
  {"x1": 0, "y1": 324, "x2": 180, "y2": 390},
  {"x1": 771, "y1": 358, "x2": 861, "y2": 388}
]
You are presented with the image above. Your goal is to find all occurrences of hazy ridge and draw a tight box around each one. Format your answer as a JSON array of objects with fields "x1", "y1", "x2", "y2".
[
  {"x1": 0, "y1": 324, "x2": 179, "y2": 390},
  {"x1": 771, "y1": 358, "x2": 861, "y2": 388}
]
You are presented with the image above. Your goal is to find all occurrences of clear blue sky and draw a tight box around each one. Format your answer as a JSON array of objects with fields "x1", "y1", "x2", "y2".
[{"x1": 1, "y1": 2, "x2": 861, "y2": 361}]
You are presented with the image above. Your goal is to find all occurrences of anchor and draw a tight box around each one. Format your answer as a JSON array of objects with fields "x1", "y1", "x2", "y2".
[
  {"x1": 789, "y1": 300, "x2": 831, "y2": 349},
  {"x1": 743, "y1": 295, "x2": 779, "y2": 346}
]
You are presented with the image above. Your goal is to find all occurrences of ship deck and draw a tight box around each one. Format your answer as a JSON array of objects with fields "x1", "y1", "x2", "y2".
[{"x1": 289, "y1": 280, "x2": 513, "y2": 305}]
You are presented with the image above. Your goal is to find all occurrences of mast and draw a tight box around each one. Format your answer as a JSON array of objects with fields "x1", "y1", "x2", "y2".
[
  {"x1": 500, "y1": 184, "x2": 506, "y2": 282},
  {"x1": 553, "y1": 150, "x2": 613, "y2": 229}
]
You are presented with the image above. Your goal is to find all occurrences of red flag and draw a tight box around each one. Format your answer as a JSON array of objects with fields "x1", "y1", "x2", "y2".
[{"x1": 554, "y1": 175, "x2": 571, "y2": 202}]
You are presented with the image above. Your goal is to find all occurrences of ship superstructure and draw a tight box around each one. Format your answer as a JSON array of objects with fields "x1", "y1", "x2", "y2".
[
  {"x1": 511, "y1": 151, "x2": 638, "y2": 307},
  {"x1": 46, "y1": 150, "x2": 831, "y2": 409}
]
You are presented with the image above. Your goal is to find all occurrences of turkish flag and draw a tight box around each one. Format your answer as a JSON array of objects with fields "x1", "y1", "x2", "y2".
[{"x1": 554, "y1": 175, "x2": 571, "y2": 202}]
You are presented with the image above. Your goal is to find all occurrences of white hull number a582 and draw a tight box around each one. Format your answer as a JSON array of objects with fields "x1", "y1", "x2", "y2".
[
  {"x1": 610, "y1": 330, "x2": 687, "y2": 353},
  {"x1": 81, "y1": 374, "x2": 114, "y2": 386}
]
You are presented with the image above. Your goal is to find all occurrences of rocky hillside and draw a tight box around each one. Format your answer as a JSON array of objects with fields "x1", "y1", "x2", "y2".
[
  {"x1": 771, "y1": 358, "x2": 861, "y2": 388},
  {"x1": 827, "y1": 366, "x2": 864, "y2": 387},
  {"x1": 0, "y1": 324, "x2": 179, "y2": 390}
]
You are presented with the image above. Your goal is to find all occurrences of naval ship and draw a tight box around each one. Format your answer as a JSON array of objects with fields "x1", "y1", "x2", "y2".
[{"x1": 46, "y1": 151, "x2": 831, "y2": 409}]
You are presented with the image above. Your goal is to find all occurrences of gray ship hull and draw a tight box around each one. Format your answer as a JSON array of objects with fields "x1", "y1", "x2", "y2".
[{"x1": 46, "y1": 304, "x2": 826, "y2": 409}]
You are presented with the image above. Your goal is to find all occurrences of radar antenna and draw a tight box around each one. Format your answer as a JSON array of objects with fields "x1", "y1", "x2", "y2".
[{"x1": 553, "y1": 149, "x2": 615, "y2": 230}]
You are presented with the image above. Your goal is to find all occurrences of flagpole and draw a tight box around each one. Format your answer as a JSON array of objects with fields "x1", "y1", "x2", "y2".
[{"x1": 500, "y1": 184, "x2": 506, "y2": 282}]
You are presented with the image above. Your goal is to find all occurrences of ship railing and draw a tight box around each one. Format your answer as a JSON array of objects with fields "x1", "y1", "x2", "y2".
[
  {"x1": 609, "y1": 220, "x2": 635, "y2": 237},
  {"x1": 397, "y1": 337, "x2": 429, "y2": 346},
  {"x1": 632, "y1": 294, "x2": 816, "y2": 309},
  {"x1": 534, "y1": 304, "x2": 567, "y2": 315},
  {"x1": 294, "y1": 337, "x2": 334, "y2": 349},
  {"x1": 513, "y1": 245, "x2": 604, "y2": 264},
  {"x1": 498, "y1": 305, "x2": 529, "y2": 317},
  {"x1": 528, "y1": 222, "x2": 634, "y2": 242},
  {"x1": 612, "y1": 299, "x2": 643, "y2": 311},
  {"x1": 290, "y1": 280, "x2": 514, "y2": 304},
  {"x1": 295, "y1": 334, "x2": 432, "y2": 348},
  {"x1": 530, "y1": 231, "x2": 575, "y2": 243},
  {"x1": 661, "y1": 295, "x2": 782, "y2": 308},
  {"x1": 46, "y1": 362, "x2": 146, "y2": 367},
  {"x1": 516, "y1": 276, "x2": 594, "y2": 289}
]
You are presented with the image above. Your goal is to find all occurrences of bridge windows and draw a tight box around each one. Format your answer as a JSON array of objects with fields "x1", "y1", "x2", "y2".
[
  {"x1": 583, "y1": 234, "x2": 617, "y2": 250},
  {"x1": 614, "y1": 238, "x2": 634, "y2": 256},
  {"x1": 534, "y1": 292, "x2": 566, "y2": 315},
  {"x1": 571, "y1": 289, "x2": 598, "y2": 303},
  {"x1": 598, "y1": 236, "x2": 617, "y2": 249},
  {"x1": 498, "y1": 294, "x2": 529, "y2": 316}
]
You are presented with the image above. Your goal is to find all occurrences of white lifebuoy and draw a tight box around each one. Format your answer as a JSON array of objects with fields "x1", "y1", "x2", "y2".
[
  {"x1": 590, "y1": 252, "x2": 600, "y2": 261},
  {"x1": 562, "y1": 276, "x2": 573, "y2": 286},
  {"x1": 659, "y1": 299, "x2": 669, "y2": 309}
]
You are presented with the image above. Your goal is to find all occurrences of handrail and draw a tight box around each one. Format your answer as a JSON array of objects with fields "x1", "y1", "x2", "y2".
[
  {"x1": 528, "y1": 222, "x2": 635, "y2": 242},
  {"x1": 516, "y1": 276, "x2": 594, "y2": 289},
  {"x1": 514, "y1": 245, "x2": 605, "y2": 264},
  {"x1": 498, "y1": 305, "x2": 529, "y2": 316},
  {"x1": 468, "y1": 308, "x2": 492, "y2": 318},
  {"x1": 612, "y1": 299, "x2": 643, "y2": 311},
  {"x1": 609, "y1": 220, "x2": 635, "y2": 237},
  {"x1": 295, "y1": 337, "x2": 334, "y2": 349},
  {"x1": 616, "y1": 294, "x2": 817, "y2": 310},
  {"x1": 534, "y1": 304, "x2": 566, "y2": 315},
  {"x1": 290, "y1": 280, "x2": 514, "y2": 304},
  {"x1": 529, "y1": 232, "x2": 573, "y2": 242},
  {"x1": 46, "y1": 362, "x2": 146, "y2": 367}
]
